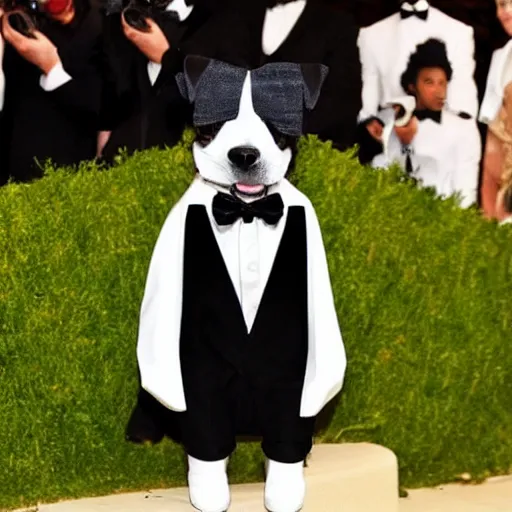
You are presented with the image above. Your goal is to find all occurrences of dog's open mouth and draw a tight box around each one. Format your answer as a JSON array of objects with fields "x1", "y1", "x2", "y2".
[{"x1": 234, "y1": 183, "x2": 266, "y2": 196}]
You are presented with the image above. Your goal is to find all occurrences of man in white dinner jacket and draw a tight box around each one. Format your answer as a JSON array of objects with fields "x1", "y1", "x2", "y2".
[{"x1": 356, "y1": 0, "x2": 479, "y2": 162}]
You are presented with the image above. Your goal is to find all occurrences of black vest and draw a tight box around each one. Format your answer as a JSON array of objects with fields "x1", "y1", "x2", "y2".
[{"x1": 179, "y1": 203, "x2": 309, "y2": 391}]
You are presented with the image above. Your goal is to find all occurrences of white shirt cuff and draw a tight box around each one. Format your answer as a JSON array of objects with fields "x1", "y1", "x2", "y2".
[
  {"x1": 40, "y1": 62, "x2": 72, "y2": 92},
  {"x1": 147, "y1": 61, "x2": 162, "y2": 86}
]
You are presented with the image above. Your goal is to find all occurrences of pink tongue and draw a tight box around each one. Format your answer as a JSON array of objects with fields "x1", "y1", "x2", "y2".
[{"x1": 235, "y1": 183, "x2": 265, "y2": 194}]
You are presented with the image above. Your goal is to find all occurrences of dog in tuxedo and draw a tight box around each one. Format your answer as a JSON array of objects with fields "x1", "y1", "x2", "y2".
[{"x1": 136, "y1": 55, "x2": 346, "y2": 512}]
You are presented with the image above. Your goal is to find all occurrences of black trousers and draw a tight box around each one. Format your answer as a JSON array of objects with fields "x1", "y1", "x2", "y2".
[{"x1": 179, "y1": 371, "x2": 315, "y2": 464}]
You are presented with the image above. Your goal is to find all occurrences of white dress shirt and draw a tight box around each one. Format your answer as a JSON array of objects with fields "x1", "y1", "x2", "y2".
[
  {"x1": 37, "y1": 53, "x2": 152, "y2": 99},
  {"x1": 147, "y1": 61, "x2": 162, "y2": 86},
  {"x1": 262, "y1": 0, "x2": 306, "y2": 56},
  {"x1": 137, "y1": 175, "x2": 346, "y2": 418},
  {"x1": 39, "y1": 62, "x2": 72, "y2": 92},
  {"x1": 166, "y1": 0, "x2": 193, "y2": 22},
  {"x1": 372, "y1": 108, "x2": 481, "y2": 208},
  {"x1": 206, "y1": 188, "x2": 286, "y2": 332}
]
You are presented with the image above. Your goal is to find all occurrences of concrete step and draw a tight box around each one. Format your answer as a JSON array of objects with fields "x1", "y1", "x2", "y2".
[
  {"x1": 15, "y1": 443, "x2": 399, "y2": 511},
  {"x1": 400, "y1": 475, "x2": 512, "y2": 512}
]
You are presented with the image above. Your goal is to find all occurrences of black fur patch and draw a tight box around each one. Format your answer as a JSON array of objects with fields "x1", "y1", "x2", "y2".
[
  {"x1": 193, "y1": 120, "x2": 298, "y2": 175},
  {"x1": 195, "y1": 122, "x2": 226, "y2": 147}
]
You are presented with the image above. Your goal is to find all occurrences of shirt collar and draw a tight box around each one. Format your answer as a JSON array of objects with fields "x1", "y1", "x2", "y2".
[
  {"x1": 197, "y1": 174, "x2": 284, "y2": 231},
  {"x1": 414, "y1": 108, "x2": 442, "y2": 123}
]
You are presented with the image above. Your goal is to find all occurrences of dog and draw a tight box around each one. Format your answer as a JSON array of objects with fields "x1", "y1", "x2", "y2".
[{"x1": 136, "y1": 55, "x2": 347, "y2": 512}]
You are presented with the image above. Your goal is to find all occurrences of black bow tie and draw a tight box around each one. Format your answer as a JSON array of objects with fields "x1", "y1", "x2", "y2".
[
  {"x1": 414, "y1": 109, "x2": 441, "y2": 123},
  {"x1": 212, "y1": 192, "x2": 284, "y2": 226},
  {"x1": 400, "y1": 7, "x2": 428, "y2": 20}
]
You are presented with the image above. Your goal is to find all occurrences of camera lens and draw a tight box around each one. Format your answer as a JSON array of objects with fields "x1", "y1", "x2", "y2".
[
  {"x1": 7, "y1": 11, "x2": 37, "y2": 38},
  {"x1": 123, "y1": 6, "x2": 151, "y2": 31},
  {"x1": 152, "y1": 0, "x2": 171, "y2": 9}
]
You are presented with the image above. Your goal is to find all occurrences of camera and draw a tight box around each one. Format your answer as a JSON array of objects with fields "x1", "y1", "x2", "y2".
[
  {"x1": 384, "y1": 95, "x2": 416, "y2": 127},
  {"x1": 0, "y1": 0, "x2": 45, "y2": 38},
  {"x1": 105, "y1": 0, "x2": 172, "y2": 32}
]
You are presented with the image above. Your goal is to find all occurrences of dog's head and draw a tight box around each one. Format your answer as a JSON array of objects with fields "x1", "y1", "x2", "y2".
[{"x1": 176, "y1": 56, "x2": 328, "y2": 198}]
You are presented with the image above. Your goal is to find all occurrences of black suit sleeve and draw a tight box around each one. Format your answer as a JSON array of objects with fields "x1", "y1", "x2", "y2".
[
  {"x1": 44, "y1": 38, "x2": 103, "y2": 129},
  {"x1": 356, "y1": 116, "x2": 384, "y2": 165},
  {"x1": 305, "y1": 11, "x2": 362, "y2": 152},
  {"x1": 98, "y1": 71, "x2": 123, "y2": 131},
  {"x1": 152, "y1": 46, "x2": 184, "y2": 90}
]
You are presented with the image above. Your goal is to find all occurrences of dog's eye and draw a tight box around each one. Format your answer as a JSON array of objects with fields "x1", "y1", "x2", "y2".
[
  {"x1": 265, "y1": 121, "x2": 295, "y2": 150},
  {"x1": 196, "y1": 122, "x2": 225, "y2": 147}
]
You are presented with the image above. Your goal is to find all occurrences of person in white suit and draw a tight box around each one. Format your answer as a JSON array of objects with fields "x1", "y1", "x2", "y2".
[
  {"x1": 479, "y1": 0, "x2": 512, "y2": 220},
  {"x1": 357, "y1": 0, "x2": 478, "y2": 163},
  {"x1": 372, "y1": 38, "x2": 481, "y2": 209}
]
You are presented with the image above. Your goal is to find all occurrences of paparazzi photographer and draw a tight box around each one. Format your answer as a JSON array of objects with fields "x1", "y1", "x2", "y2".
[
  {"x1": 98, "y1": 0, "x2": 219, "y2": 163},
  {"x1": 0, "y1": 0, "x2": 102, "y2": 184}
]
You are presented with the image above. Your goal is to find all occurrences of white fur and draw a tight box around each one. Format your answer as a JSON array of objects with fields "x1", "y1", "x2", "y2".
[
  {"x1": 265, "y1": 459, "x2": 306, "y2": 512},
  {"x1": 165, "y1": 0, "x2": 194, "y2": 21},
  {"x1": 187, "y1": 455, "x2": 230, "y2": 512},
  {"x1": 192, "y1": 72, "x2": 292, "y2": 189}
]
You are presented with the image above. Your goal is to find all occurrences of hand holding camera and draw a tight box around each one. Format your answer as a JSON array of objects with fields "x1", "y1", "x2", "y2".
[
  {"x1": 106, "y1": 0, "x2": 172, "y2": 31},
  {"x1": 121, "y1": 12, "x2": 169, "y2": 64},
  {"x1": 366, "y1": 118, "x2": 383, "y2": 142},
  {"x1": 0, "y1": 0, "x2": 43, "y2": 38},
  {"x1": 386, "y1": 95, "x2": 416, "y2": 127},
  {"x1": 385, "y1": 96, "x2": 418, "y2": 145},
  {"x1": 1, "y1": 13, "x2": 60, "y2": 74}
]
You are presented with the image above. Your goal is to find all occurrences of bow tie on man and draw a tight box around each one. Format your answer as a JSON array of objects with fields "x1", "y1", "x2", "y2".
[
  {"x1": 400, "y1": 0, "x2": 429, "y2": 20},
  {"x1": 212, "y1": 191, "x2": 285, "y2": 226},
  {"x1": 413, "y1": 108, "x2": 441, "y2": 123}
]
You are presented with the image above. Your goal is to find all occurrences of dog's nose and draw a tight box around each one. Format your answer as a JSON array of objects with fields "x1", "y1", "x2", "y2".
[{"x1": 228, "y1": 146, "x2": 260, "y2": 170}]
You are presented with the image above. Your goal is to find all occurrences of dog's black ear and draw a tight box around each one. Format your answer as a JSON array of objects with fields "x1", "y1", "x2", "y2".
[
  {"x1": 300, "y1": 63, "x2": 329, "y2": 110},
  {"x1": 184, "y1": 55, "x2": 212, "y2": 89},
  {"x1": 176, "y1": 55, "x2": 212, "y2": 102}
]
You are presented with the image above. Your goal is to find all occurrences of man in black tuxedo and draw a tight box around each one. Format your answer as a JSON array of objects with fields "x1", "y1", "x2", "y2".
[{"x1": 98, "y1": 0, "x2": 223, "y2": 163}]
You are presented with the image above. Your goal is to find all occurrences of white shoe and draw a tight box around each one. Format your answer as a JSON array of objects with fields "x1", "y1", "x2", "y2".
[
  {"x1": 187, "y1": 455, "x2": 230, "y2": 512},
  {"x1": 264, "y1": 459, "x2": 305, "y2": 512}
]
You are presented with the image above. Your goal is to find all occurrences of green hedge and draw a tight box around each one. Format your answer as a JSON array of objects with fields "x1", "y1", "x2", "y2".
[{"x1": 1, "y1": 135, "x2": 511, "y2": 511}]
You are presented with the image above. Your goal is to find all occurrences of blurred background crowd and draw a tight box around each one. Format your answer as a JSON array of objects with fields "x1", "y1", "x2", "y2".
[{"x1": 0, "y1": 0, "x2": 511, "y2": 224}]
